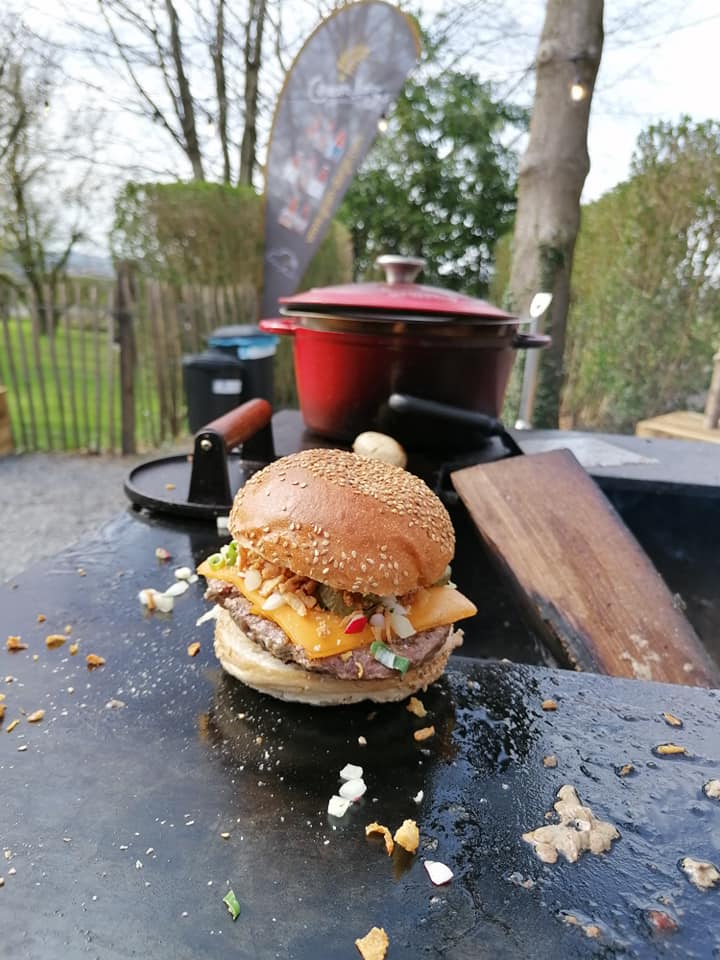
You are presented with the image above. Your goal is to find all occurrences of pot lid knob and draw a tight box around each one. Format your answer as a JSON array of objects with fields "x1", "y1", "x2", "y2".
[{"x1": 376, "y1": 254, "x2": 426, "y2": 285}]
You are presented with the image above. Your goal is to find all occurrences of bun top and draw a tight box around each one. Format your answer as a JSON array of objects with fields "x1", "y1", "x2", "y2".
[{"x1": 229, "y1": 448, "x2": 454, "y2": 596}]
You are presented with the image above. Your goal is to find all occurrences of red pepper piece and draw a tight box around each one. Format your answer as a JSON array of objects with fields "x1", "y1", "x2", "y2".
[{"x1": 344, "y1": 614, "x2": 368, "y2": 634}]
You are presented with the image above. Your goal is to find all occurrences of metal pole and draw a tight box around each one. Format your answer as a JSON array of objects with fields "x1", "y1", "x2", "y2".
[{"x1": 515, "y1": 292, "x2": 553, "y2": 429}]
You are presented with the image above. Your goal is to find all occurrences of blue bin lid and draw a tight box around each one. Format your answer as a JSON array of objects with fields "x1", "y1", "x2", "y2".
[
  {"x1": 208, "y1": 324, "x2": 277, "y2": 358},
  {"x1": 208, "y1": 324, "x2": 278, "y2": 359}
]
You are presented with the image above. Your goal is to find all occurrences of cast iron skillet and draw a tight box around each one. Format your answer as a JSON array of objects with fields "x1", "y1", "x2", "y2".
[{"x1": 124, "y1": 398, "x2": 275, "y2": 520}]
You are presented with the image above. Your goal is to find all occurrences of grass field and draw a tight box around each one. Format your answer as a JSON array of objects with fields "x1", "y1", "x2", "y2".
[
  {"x1": 0, "y1": 308, "x2": 162, "y2": 453},
  {"x1": 0, "y1": 305, "x2": 299, "y2": 454}
]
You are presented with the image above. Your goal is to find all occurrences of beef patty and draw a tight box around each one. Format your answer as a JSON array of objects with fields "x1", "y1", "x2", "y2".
[{"x1": 205, "y1": 580, "x2": 452, "y2": 680}]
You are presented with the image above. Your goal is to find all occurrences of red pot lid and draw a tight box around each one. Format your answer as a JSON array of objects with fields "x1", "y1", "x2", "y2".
[{"x1": 279, "y1": 255, "x2": 515, "y2": 322}]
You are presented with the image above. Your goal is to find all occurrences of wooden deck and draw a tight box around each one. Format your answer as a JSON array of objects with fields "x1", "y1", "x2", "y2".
[{"x1": 636, "y1": 410, "x2": 720, "y2": 444}]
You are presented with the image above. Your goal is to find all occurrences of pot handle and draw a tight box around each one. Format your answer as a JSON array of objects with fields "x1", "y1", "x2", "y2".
[
  {"x1": 259, "y1": 316, "x2": 299, "y2": 336},
  {"x1": 512, "y1": 331, "x2": 551, "y2": 349}
]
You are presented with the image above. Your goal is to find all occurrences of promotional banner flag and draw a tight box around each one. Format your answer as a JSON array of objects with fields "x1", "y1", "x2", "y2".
[{"x1": 261, "y1": 1, "x2": 420, "y2": 318}]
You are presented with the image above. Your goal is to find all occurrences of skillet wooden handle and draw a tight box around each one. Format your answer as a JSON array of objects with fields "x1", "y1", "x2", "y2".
[{"x1": 199, "y1": 398, "x2": 273, "y2": 450}]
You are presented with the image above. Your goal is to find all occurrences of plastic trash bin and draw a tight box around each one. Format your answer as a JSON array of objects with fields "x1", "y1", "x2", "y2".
[
  {"x1": 182, "y1": 326, "x2": 278, "y2": 433},
  {"x1": 207, "y1": 324, "x2": 278, "y2": 408},
  {"x1": 182, "y1": 352, "x2": 246, "y2": 433}
]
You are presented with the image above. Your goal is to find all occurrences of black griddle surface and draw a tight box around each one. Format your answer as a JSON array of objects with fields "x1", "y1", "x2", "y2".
[{"x1": 1, "y1": 512, "x2": 720, "y2": 958}]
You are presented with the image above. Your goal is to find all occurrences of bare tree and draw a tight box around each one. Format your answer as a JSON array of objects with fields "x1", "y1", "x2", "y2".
[
  {"x1": 238, "y1": 0, "x2": 267, "y2": 186},
  {"x1": 89, "y1": 0, "x2": 271, "y2": 186},
  {"x1": 507, "y1": 0, "x2": 604, "y2": 427},
  {"x1": 0, "y1": 22, "x2": 97, "y2": 330},
  {"x1": 0, "y1": 16, "x2": 31, "y2": 168}
]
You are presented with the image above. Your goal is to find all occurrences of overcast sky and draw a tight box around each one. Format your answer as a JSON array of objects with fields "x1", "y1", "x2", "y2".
[{"x1": 15, "y1": 0, "x2": 720, "y2": 253}]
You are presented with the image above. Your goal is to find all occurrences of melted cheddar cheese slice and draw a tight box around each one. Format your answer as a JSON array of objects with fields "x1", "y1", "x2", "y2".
[{"x1": 198, "y1": 560, "x2": 476, "y2": 660}]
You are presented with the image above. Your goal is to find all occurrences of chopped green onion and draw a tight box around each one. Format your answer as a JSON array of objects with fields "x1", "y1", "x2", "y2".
[
  {"x1": 221, "y1": 541, "x2": 238, "y2": 565},
  {"x1": 370, "y1": 641, "x2": 410, "y2": 675},
  {"x1": 207, "y1": 553, "x2": 224, "y2": 569},
  {"x1": 223, "y1": 889, "x2": 241, "y2": 920}
]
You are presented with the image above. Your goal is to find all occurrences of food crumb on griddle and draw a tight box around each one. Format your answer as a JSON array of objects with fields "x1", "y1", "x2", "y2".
[
  {"x1": 646, "y1": 909, "x2": 678, "y2": 934},
  {"x1": 680, "y1": 856, "x2": 720, "y2": 890},
  {"x1": 653, "y1": 743, "x2": 687, "y2": 756},
  {"x1": 406, "y1": 696, "x2": 427, "y2": 718},
  {"x1": 703, "y1": 779, "x2": 720, "y2": 800},
  {"x1": 413, "y1": 725, "x2": 435, "y2": 742},
  {"x1": 662, "y1": 712, "x2": 683, "y2": 727},
  {"x1": 365, "y1": 822, "x2": 394, "y2": 856},
  {"x1": 541, "y1": 699, "x2": 558, "y2": 711},
  {"x1": 355, "y1": 926, "x2": 389, "y2": 960},
  {"x1": 393, "y1": 819, "x2": 419, "y2": 853},
  {"x1": 523, "y1": 784, "x2": 619, "y2": 864}
]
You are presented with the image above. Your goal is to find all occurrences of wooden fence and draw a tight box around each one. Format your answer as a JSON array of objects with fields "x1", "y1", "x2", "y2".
[{"x1": 0, "y1": 268, "x2": 261, "y2": 454}]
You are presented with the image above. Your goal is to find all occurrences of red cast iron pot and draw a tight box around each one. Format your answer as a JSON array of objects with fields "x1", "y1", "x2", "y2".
[{"x1": 260, "y1": 256, "x2": 550, "y2": 446}]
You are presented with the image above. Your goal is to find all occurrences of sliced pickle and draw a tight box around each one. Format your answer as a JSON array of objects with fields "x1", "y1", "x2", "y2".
[{"x1": 317, "y1": 584, "x2": 354, "y2": 616}]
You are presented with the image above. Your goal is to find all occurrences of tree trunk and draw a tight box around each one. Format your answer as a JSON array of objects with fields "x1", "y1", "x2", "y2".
[
  {"x1": 212, "y1": 0, "x2": 231, "y2": 184},
  {"x1": 508, "y1": 0, "x2": 604, "y2": 427},
  {"x1": 238, "y1": 0, "x2": 267, "y2": 187},
  {"x1": 165, "y1": 0, "x2": 204, "y2": 180}
]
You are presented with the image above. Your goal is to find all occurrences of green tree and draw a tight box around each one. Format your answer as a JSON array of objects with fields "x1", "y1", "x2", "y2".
[
  {"x1": 111, "y1": 180, "x2": 352, "y2": 292},
  {"x1": 339, "y1": 69, "x2": 525, "y2": 296},
  {"x1": 562, "y1": 117, "x2": 720, "y2": 432}
]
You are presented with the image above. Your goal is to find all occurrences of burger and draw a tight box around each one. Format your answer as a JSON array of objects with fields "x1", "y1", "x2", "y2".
[{"x1": 197, "y1": 448, "x2": 476, "y2": 706}]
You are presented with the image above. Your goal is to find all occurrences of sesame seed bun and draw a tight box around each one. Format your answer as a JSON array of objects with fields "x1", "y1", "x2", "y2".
[
  {"x1": 213, "y1": 606, "x2": 464, "y2": 706},
  {"x1": 229, "y1": 449, "x2": 454, "y2": 596}
]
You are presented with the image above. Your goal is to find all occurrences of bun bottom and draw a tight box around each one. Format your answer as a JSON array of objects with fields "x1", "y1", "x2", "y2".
[{"x1": 212, "y1": 606, "x2": 463, "y2": 706}]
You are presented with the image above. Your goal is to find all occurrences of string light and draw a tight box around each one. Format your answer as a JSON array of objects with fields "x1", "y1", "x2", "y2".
[
  {"x1": 569, "y1": 55, "x2": 589, "y2": 102},
  {"x1": 43, "y1": 99, "x2": 50, "y2": 116},
  {"x1": 377, "y1": 112, "x2": 388, "y2": 133},
  {"x1": 207, "y1": 112, "x2": 215, "y2": 137}
]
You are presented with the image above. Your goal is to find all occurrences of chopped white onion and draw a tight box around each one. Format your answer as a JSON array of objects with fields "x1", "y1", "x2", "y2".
[
  {"x1": 188, "y1": 574, "x2": 199, "y2": 584},
  {"x1": 381, "y1": 596, "x2": 407, "y2": 615},
  {"x1": 413, "y1": 790, "x2": 424, "y2": 804},
  {"x1": 339, "y1": 763, "x2": 364, "y2": 782},
  {"x1": 138, "y1": 588, "x2": 175, "y2": 613},
  {"x1": 369, "y1": 613, "x2": 385, "y2": 628},
  {"x1": 244, "y1": 568, "x2": 262, "y2": 592},
  {"x1": 390, "y1": 612, "x2": 415, "y2": 639},
  {"x1": 153, "y1": 593, "x2": 175, "y2": 613},
  {"x1": 327, "y1": 795, "x2": 351, "y2": 818},
  {"x1": 174, "y1": 566, "x2": 193, "y2": 581},
  {"x1": 196, "y1": 607, "x2": 219, "y2": 627},
  {"x1": 339, "y1": 778, "x2": 367, "y2": 801},
  {"x1": 424, "y1": 860, "x2": 454, "y2": 886},
  {"x1": 216, "y1": 516, "x2": 230, "y2": 532},
  {"x1": 164, "y1": 580, "x2": 189, "y2": 598},
  {"x1": 262, "y1": 592, "x2": 286, "y2": 611}
]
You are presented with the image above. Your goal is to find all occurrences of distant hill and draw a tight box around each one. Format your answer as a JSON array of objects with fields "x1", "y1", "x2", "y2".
[
  {"x1": 65, "y1": 251, "x2": 114, "y2": 278},
  {"x1": 0, "y1": 250, "x2": 114, "y2": 280}
]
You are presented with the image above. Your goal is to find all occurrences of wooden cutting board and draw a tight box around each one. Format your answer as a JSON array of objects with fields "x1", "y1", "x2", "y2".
[{"x1": 451, "y1": 449, "x2": 720, "y2": 688}]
